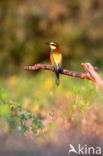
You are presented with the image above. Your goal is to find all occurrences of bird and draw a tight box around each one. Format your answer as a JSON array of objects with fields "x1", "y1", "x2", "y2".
[{"x1": 45, "y1": 42, "x2": 62, "y2": 86}]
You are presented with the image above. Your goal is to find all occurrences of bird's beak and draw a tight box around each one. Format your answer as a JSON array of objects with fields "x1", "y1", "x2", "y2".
[{"x1": 45, "y1": 42, "x2": 50, "y2": 45}]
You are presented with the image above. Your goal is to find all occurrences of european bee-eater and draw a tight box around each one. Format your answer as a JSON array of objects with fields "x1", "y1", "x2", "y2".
[{"x1": 45, "y1": 42, "x2": 62, "y2": 86}]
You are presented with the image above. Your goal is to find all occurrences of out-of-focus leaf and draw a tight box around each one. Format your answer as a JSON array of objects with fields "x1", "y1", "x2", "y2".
[
  {"x1": 0, "y1": 105, "x2": 10, "y2": 116},
  {"x1": 19, "y1": 113, "x2": 26, "y2": 121},
  {"x1": 33, "y1": 118, "x2": 43, "y2": 129},
  {"x1": 7, "y1": 116, "x2": 20, "y2": 129},
  {"x1": 0, "y1": 88, "x2": 9, "y2": 102},
  {"x1": 21, "y1": 124, "x2": 29, "y2": 133}
]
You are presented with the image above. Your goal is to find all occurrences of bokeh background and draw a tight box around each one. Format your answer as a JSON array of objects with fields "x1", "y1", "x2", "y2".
[
  {"x1": 0, "y1": 0, "x2": 103, "y2": 155},
  {"x1": 0, "y1": 0, "x2": 103, "y2": 75}
]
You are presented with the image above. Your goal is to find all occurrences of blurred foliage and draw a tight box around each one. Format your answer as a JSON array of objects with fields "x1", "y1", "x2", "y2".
[
  {"x1": 0, "y1": 0, "x2": 103, "y2": 75},
  {"x1": 0, "y1": 0, "x2": 103, "y2": 153},
  {"x1": 0, "y1": 86, "x2": 43, "y2": 134},
  {"x1": 0, "y1": 71, "x2": 102, "y2": 137}
]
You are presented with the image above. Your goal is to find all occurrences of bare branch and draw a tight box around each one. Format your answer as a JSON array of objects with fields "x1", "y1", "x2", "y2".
[
  {"x1": 24, "y1": 63, "x2": 103, "y2": 91},
  {"x1": 24, "y1": 63, "x2": 97, "y2": 80},
  {"x1": 81, "y1": 63, "x2": 103, "y2": 91}
]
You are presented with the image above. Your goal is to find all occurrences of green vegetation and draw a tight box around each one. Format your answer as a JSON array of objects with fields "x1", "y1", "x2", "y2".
[
  {"x1": 0, "y1": 0, "x2": 103, "y2": 154},
  {"x1": 0, "y1": 71, "x2": 102, "y2": 138},
  {"x1": 0, "y1": 85, "x2": 43, "y2": 134}
]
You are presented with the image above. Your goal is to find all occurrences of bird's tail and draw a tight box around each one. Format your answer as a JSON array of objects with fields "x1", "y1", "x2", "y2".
[
  {"x1": 55, "y1": 71, "x2": 60, "y2": 86},
  {"x1": 54, "y1": 66, "x2": 63, "y2": 86}
]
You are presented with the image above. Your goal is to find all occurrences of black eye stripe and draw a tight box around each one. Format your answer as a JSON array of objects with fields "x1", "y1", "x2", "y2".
[{"x1": 51, "y1": 44, "x2": 56, "y2": 46}]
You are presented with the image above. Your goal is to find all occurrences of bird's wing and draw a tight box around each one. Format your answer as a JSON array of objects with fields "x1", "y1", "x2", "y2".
[{"x1": 53, "y1": 52, "x2": 62, "y2": 66}]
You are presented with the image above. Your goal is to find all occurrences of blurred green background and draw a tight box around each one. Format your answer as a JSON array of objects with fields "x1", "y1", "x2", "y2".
[
  {"x1": 0, "y1": 1, "x2": 103, "y2": 153},
  {"x1": 0, "y1": 0, "x2": 103, "y2": 76}
]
